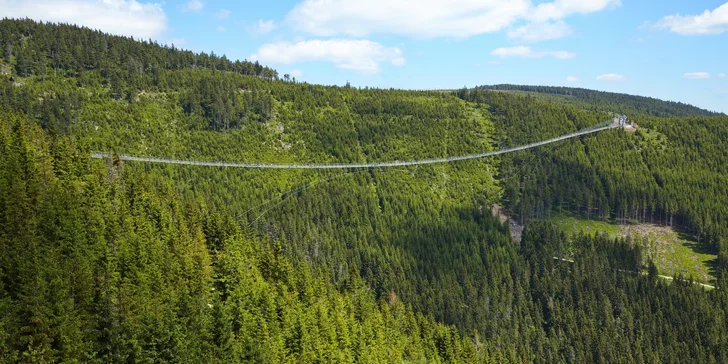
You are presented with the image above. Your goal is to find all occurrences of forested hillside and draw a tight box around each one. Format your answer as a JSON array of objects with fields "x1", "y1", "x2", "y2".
[
  {"x1": 0, "y1": 116, "x2": 480, "y2": 362},
  {"x1": 0, "y1": 18, "x2": 277, "y2": 81},
  {"x1": 2, "y1": 19, "x2": 728, "y2": 362},
  {"x1": 457, "y1": 88, "x2": 728, "y2": 283},
  {"x1": 476, "y1": 84, "x2": 724, "y2": 117}
]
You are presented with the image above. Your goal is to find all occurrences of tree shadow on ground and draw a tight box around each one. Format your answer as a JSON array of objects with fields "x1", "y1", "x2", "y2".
[{"x1": 675, "y1": 227, "x2": 719, "y2": 282}]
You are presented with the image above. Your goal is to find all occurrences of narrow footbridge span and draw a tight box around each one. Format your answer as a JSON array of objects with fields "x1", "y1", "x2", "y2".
[{"x1": 92, "y1": 122, "x2": 620, "y2": 169}]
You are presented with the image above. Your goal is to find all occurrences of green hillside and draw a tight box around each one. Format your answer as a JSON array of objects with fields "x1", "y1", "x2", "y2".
[
  {"x1": 458, "y1": 88, "x2": 728, "y2": 268},
  {"x1": 2, "y1": 19, "x2": 728, "y2": 362},
  {"x1": 475, "y1": 84, "x2": 724, "y2": 117}
]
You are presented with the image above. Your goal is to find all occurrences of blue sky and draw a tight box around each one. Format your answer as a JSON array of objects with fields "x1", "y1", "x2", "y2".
[{"x1": 3, "y1": 0, "x2": 728, "y2": 113}]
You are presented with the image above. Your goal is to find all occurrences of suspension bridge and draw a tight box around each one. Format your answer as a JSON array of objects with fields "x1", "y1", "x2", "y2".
[{"x1": 91, "y1": 120, "x2": 621, "y2": 169}]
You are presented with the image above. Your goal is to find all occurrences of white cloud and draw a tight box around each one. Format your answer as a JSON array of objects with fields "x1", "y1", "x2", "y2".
[
  {"x1": 216, "y1": 25, "x2": 225, "y2": 33},
  {"x1": 0, "y1": 0, "x2": 167, "y2": 39},
  {"x1": 528, "y1": 0, "x2": 621, "y2": 23},
  {"x1": 683, "y1": 72, "x2": 711, "y2": 79},
  {"x1": 490, "y1": 46, "x2": 575, "y2": 59},
  {"x1": 250, "y1": 39, "x2": 405, "y2": 74},
  {"x1": 290, "y1": 69, "x2": 303, "y2": 78},
  {"x1": 654, "y1": 2, "x2": 728, "y2": 35},
  {"x1": 565, "y1": 76, "x2": 579, "y2": 83},
  {"x1": 183, "y1": 0, "x2": 203, "y2": 13},
  {"x1": 287, "y1": 0, "x2": 528, "y2": 37},
  {"x1": 216, "y1": 9, "x2": 230, "y2": 19},
  {"x1": 720, "y1": 73, "x2": 727, "y2": 78},
  {"x1": 253, "y1": 19, "x2": 277, "y2": 34},
  {"x1": 285, "y1": 0, "x2": 618, "y2": 39},
  {"x1": 596, "y1": 73, "x2": 625, "y2": 81},
  {"x1": 508, "y1": 20, "x2": 572, "y2": 42}
]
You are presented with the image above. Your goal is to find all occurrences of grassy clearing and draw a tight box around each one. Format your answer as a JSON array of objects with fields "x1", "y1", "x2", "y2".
[
  {"x1": 624, "y1": 225, "x2": 717, "y2": 284},
  {"x1": 548, "y1": 212, "x2": 621, "y2": 236},
  {"x1": 546, "y1": 213, "x2": 717, "y2": 284}
]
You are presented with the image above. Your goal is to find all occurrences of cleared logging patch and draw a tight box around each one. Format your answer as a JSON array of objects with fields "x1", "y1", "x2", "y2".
[
  {"x1": 546, "y1": 213, "x2": 717, "y2": 284},
  {"x1": 623, "y1": 224, "x2": 717, "y2": 285}
]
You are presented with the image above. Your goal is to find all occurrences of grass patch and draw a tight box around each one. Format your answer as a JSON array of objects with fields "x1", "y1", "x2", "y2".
[
  {"x1": 548, "y1": 212, "x2": 621, "y2": 237},
  {"x1": 632, "y1": 227, "x2": 717, "y2": 284},
  {"x1": 546, "y1": 212, "x2": 717, "y2": 284}
]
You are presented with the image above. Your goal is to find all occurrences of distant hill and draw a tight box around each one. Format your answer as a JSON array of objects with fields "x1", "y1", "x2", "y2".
[
  {"x1": 0, "y1": 18, "x2": 278, "y2": 80},
  {"x1": 476, "y1": 84, "x2": 723, "y2": 117}
]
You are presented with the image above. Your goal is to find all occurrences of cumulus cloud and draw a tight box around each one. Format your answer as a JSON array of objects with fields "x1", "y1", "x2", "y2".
[
  {"x1": 596, "y1": 73, "x2": 625, "y2": 81},
  {"x1": 285, "y1": 0, "x2": 618, "y2": 38},
  {"x1": 0, "y1": 0, "x2": 167, "y2": 39},
  {"x1": 565, "y1": 76, "x2": 579, "y2": 83},
  {"x1": 252, "y1": 19, "x2": 277, "y2": 34},
  {"x1": 508, "y1": 20, "x2": 572, "y2": 42},
  {"x1": 490, "y1": 46, "x2": 575, "y2": 59},
  {"x1": 183, "y1": 0, "x2": 203, "y2": 13},
  {"x1": 287, "y1": 0, "x2": 528, "y2": 37},
  {"x1": 720, "y1": 73, "x2": 727, "y2": 78},
  {"x1": 250, "y1": 39, "x2": 405, "y2": 74},
  {"x1": 528, "y1": 0, "x2": 621, "y2": 23},
  {"x1": 654, "y1": 2, "x2": 728, "y2": 35},
  {"x1": 683, "y1": 72, "x2": 711, "y2": 79},
  {"x1": 216, "y1": 25, "x2": 225, "y2": 33},
  {"x1": 216, "y1": 9, "x2": 230, "y2": 19}
]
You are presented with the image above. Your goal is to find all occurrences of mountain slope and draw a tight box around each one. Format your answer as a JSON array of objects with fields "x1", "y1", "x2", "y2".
[
  {"x1": 456, "y1": 87, "x2": 728, "y2": 283},
  {"x1": 475, "y1": 84, "x2": 723, "y2": 117},
  {"x1": 2, "y1": 19, "x2": 728, "y2": 362}
]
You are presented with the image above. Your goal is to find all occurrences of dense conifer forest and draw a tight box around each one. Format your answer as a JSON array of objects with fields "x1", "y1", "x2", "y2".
[
  {"x1": 456, "y1": 89, "x2": 728, "y2": 280},
  {"x1": 476, "y1": 84, "x2": 725, "y2": 117},
  {"x1": 2, "y1": 19, "x2": 728, "y2": 362}
]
